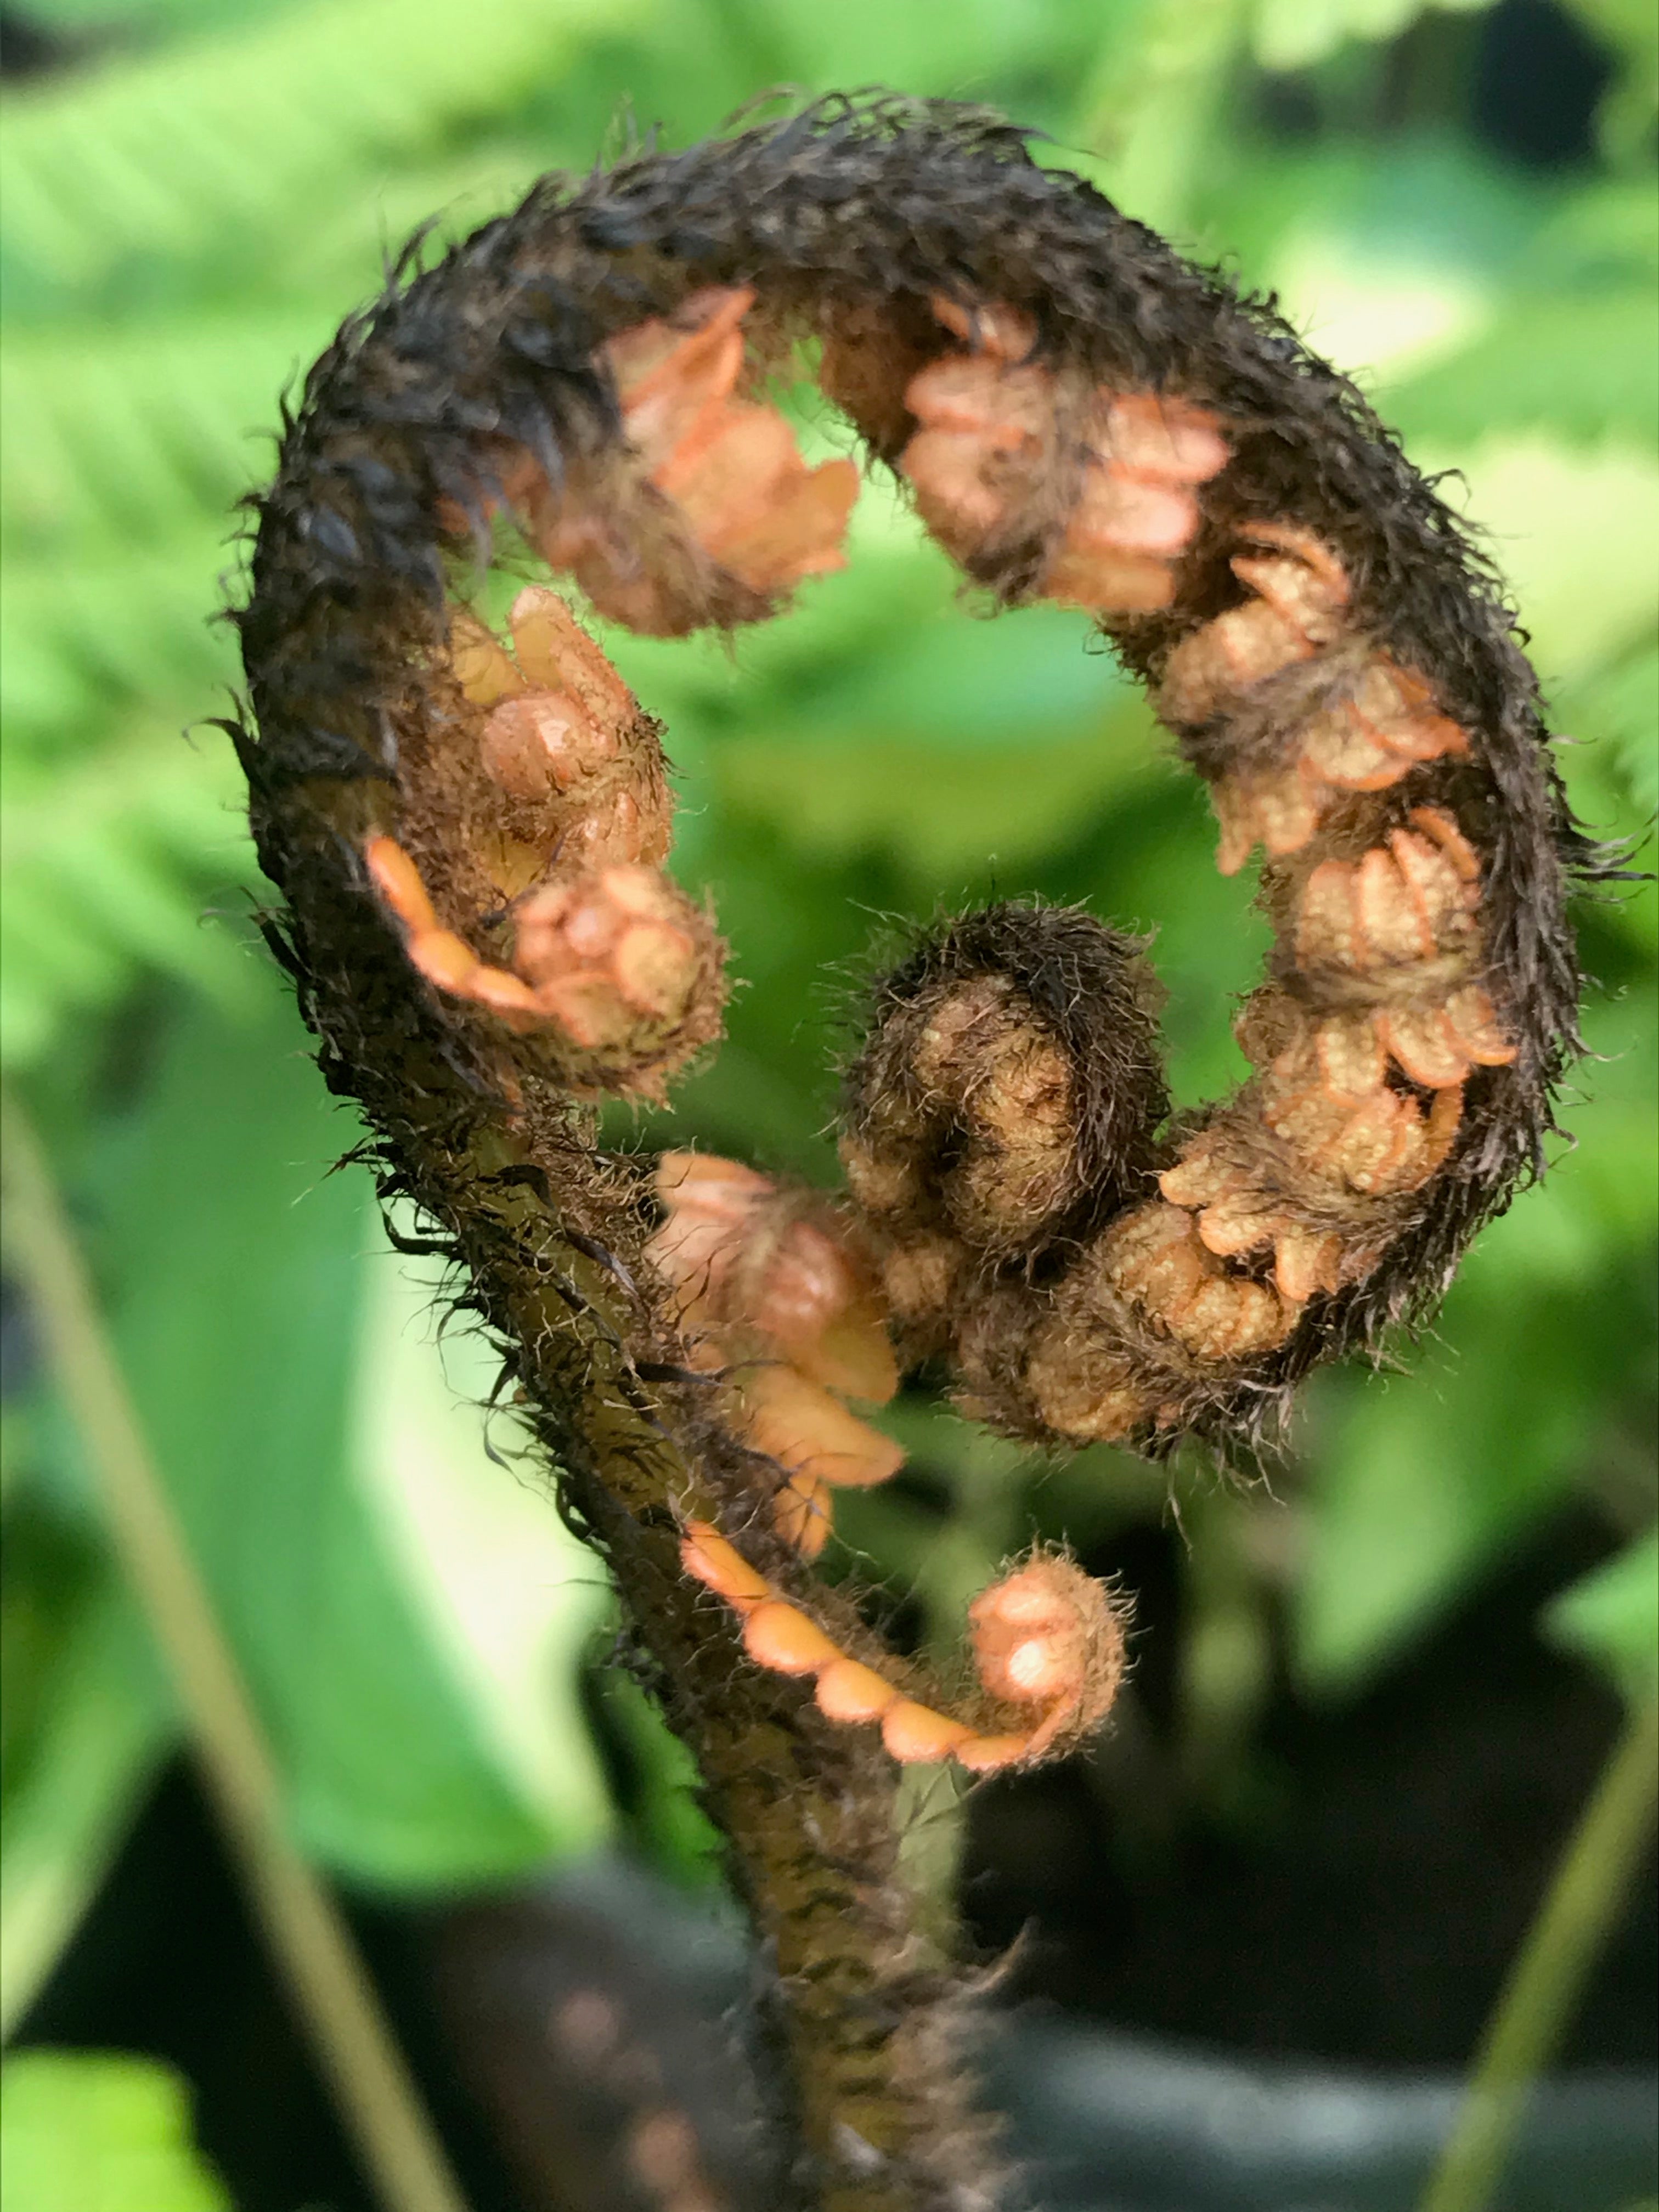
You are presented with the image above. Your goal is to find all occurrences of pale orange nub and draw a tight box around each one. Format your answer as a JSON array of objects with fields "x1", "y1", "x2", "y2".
[
  {"x1": 365, "y1": 834, "x2": 438, "y2": 934},
  {"x1": 813, "y1": 1658, "x2": 901, "y2": 1723},
  {"x1": 969, "y1": 1565, "x2": 1086, "y2": 1708},
  {"x1": 607, "y1": 286, "x2": 861, "y2": 596},
  {"x1": 882, "y1": 1702, "x2": 973, "y2": 1763},
  {"x1": 954, "y1": 1733, "x2": 1035, "y2": 1774},
  {"x1": 901, "y1": 296, "x2": 1226, "y2": 613},
  {"x1": 737, "y1": 1365, "x2": 905, "y2": 1491},
  {"x1": 650, "y1": 1151, "x2": 898, "y2": 1405},
  {"x1": 929, "y1": 292, "x2": 1039, "y2": 363},
  {"x1": 742, "y1": 1600, "x2": 840, "y2": 1676},
  {"x1": 366, "y1": 835, "x2": 543, "y2": 1020},
  {"x1": 679, "y1": 1521, "x2": 768, "y2": 1615},
  {"x1": 448, "y1": 608, "x2": 523, "y2": 707}
]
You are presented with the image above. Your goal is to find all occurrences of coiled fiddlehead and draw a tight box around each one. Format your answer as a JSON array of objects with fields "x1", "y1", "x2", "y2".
[{"x1": 232, "y1": 98, "x2": 1596, "y2": 2212}]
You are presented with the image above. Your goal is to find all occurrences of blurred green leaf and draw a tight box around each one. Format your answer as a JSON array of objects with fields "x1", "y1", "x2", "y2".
[
  {"x1": 63, "y1": 979, "x2": 598, "y2": 1884},
  {"x1": 1294, "y1": 995, "x2": 1658, "y2": 1694},
  {"x1": 0, "y1": 2050, "x2": 229, "y2": 2212},
  {"x1": 1250, "y1": 0, "x2": 1492, "y2": 76},
  {"x1": 1545, "y1": 1528, "x2": 1659, "y2": 1703},
  {"x1": 351, "y1": 1242, "x2": 616, "y2": 1859},
  {"x1": 1560, "y1": 0, "x2": 1659, "y2": 163},
  {"x1": 0, "y1": 718, "x2": 257, "y2": 1073},
  {"x1": 0, "y1": 1575, "x2": 172, "y2": 2038},
  {"x1": 1385, "y1": 287, "x2": 1659, "y2": 443},
  {"x1": 0, "y1": 0, "x2": 647, "y2": 299}
]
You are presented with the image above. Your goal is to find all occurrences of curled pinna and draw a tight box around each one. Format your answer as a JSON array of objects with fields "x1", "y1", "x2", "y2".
[{"x1": 232, "y1": 98, "x2": 1595, "y2": 2210}]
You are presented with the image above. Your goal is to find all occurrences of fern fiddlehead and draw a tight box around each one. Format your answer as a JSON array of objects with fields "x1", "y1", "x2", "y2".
[{"x1": 232, "y1": 99, "x2": 1595, "y2": 2211}]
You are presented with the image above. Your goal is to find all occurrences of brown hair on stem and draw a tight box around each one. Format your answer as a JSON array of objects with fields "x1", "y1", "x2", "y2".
[{"x1": 230, "y1": 97, "x2": 1600, "y2": 2212}]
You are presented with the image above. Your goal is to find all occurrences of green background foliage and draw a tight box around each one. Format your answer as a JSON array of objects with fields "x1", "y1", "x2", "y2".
[{"x1": 1, "y1": 0, "x2": 1654, "y2": 2142}]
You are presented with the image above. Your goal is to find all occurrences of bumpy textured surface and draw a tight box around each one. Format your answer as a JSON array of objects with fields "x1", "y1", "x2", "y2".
[{"x1": 232, "y1": 98, "x2": 1596, "y2": 2212}]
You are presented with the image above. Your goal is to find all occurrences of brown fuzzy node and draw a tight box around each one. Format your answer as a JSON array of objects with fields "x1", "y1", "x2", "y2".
[
  {"x1": 842, "y1": 904, "x2": 1169, "y2": 1269},
  {"x1": 1009, "y1": 1197, "x2": 1302, "y2": 1449},
  {"x1": 898, "y1": 292, "x2": 1227, "y2": 610},
  {"x1": 840, "y1": 906, "x2": 1173, "y2": 1437},
  {"x1": 1280, "y1": 805, "x2": 1517, "y2": 1086}
]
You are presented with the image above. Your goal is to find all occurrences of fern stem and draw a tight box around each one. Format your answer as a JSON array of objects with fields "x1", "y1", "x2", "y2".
[
  {"x1": 0, "y1": 1090, "x2": 472, "y2": 2212},
  {"x1": 1418, "y1": 1695, "x2": 1659, "y2": 2212}
]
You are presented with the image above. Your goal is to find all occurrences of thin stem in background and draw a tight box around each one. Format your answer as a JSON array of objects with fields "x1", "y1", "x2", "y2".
[
  {"x1": 1418, "y1": 1694, "x2": 1659, "y2": 2212},
  {"x1": 0, "y1": 1091, "x2": 472, "y2": 2212}
]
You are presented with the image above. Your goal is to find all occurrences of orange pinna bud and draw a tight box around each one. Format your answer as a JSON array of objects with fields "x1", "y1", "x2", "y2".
[
  {"x1": 1209, "y1": 766, "x2": 1322, "y2": 875},
  {"x1": 602, "y1": 287, "x2": 860, "y2": 597},
  {"x1": 1043, "y1": 392, "x2": 1228, "y2": 615},
  {"x1": 902, "y1": 294, "x2": 1227, "y2": 610},
  {"x1": 506, "y1": 585, "x2": 643, "y2": 730},
  {"x1": 759, "y1": 1219, "x2": 898, "y2": 1402},
  {"x1": 649, "y1": 1153, "x2": 899, "y2": 1404},
  {"x1": 881, "y1": 1701, "x2": 973, "y2": 1763},
  {"x1": 514, "y1": 865, "x2": 703, "y2": 1048},
  {"x1": 650, "y1": 1150, "x2": 774, "y2": 1323},
  {"x1": 774, "y1": 1468, "x2": 833, "y2": 1558},
  {"x1": 814, "y1": 1657, "x2": 901, "y2": 1723},
  {"x1": 1099, "y1": 1202, "x2": 1293, "y2": 1359},
  {"x1": 1094, "y1": 392, "x2": 1230, "y2": 484},
  {"x1": 1298, "y1": 660, "x2": 1468, "y2": 792},
  {"x1": 365, "y1": 834, "x2": 546, "y2": 1022},
  {"x1": 365, "y1": 834, "x2": 438, "y2": 936},
  {"x1": 448, "y1": 608, "x2": 524, "y2": 707},
  {"x1": 743, "y1": 1599, "x2": 840, "y2": 1676},
  {"x1": 734, "y1": 1364, "x2": 904, "y2": 1491},
  {"x1": 1160, "y1": 523, "x2": 1348, "y2": 727},
  {"x1": 608, "y1": 286, "x2": 754, "y2": 468},
  {"x1": 1261, "y1": 1037, "x2": 1466, "y2": 1198},
  {"x1": 1272, "y1": 1226, "x2": 1345, "y2": 1304},
  {"x1": 929, "y1": 294, "x2": 1039, "y2": 363},
  {"x1": 1296, "y1": 821, "x2": 1481, "y2": 979},
  {"x1": 901, "y1": 356, "x2": 1052, "y2": 557}
]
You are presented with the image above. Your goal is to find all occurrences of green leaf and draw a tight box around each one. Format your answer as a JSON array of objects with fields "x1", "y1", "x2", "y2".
[
  {"x1": 1384, "y1": 288, "x2": 1659, "y2": 445},
  {"x1": 1545, "y1": 1528, "x2": 1659, "y2": 1704},
  {"x1": 1, "y1": 317, "x2": 331, "y2": 560},
  {"x1": 0, "y1": 2050, "x2": 229, "y2": 2212},
  {"x1": 0, "y1": 1579, "x2": 172, "y2": 2039},
  {"x1": 729, "y1": 0, "x2": 1084, "y2": 96},
  {"x1": 1554, "y1": 636, "x2": 1659, "y2": 817},
  {"x1": 66, "y1": 979, "x2": 605, "y2": 1885},
  {"x1": 1421, "y1": 434, "x2": 1659, "y2": 690},
  {"x1": 351, "y1": 1241, "x2": 616, "y2": 1859},
  {"x1": 0, "y1": 716, "x2": 259, "y2": 1074},
  {"x1": 1294, "y1": 1000, "x2": 1658, "y2": 1693}
]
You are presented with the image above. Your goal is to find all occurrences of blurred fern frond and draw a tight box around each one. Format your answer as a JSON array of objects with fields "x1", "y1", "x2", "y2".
[
  {"x1": 0, "y1": 0, "x2": 652, "y2": 1073},
  {"x1": 0, "y1": 0, "x2": 646, "y2": 296}
]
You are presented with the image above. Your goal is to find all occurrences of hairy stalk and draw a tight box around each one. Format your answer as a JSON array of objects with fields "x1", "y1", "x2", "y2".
[
  {"x1": 229, "y1": 99, "x2": 1599, "y2": 2205},
  {"x1": 0, "y1": 1094, "x2": 471, "y2": 2212},
  {"x1": 1419, "y1": 1698, "x2": 1659, "y2": 2212}
]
